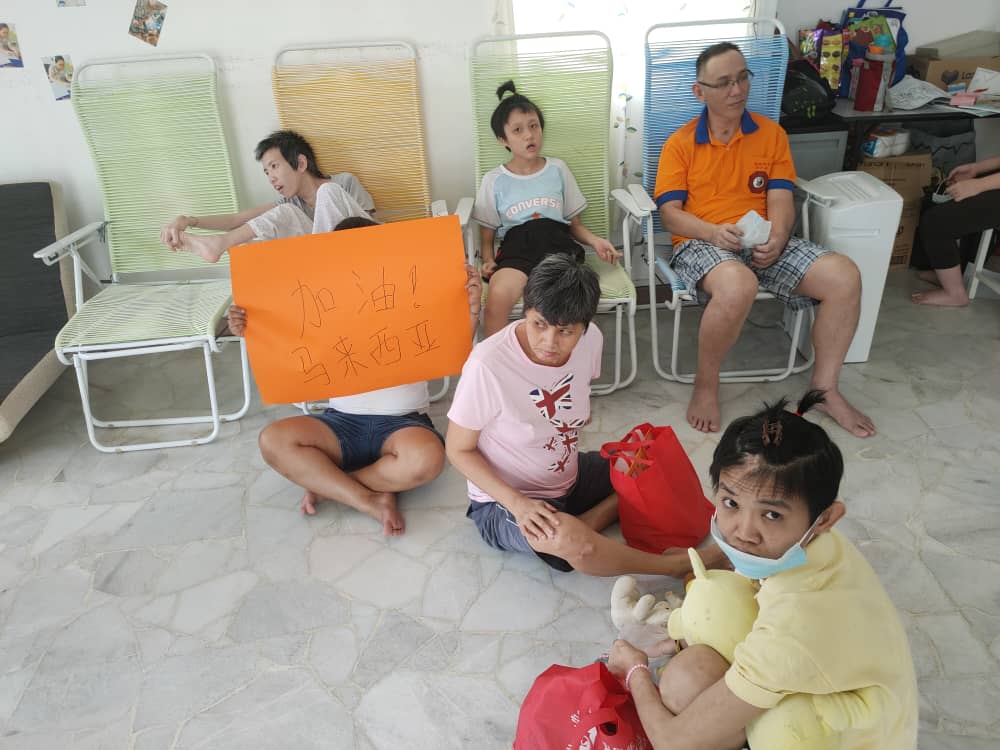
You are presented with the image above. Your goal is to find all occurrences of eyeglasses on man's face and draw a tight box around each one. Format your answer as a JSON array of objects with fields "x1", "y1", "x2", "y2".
[{"x1": 697, "y1": 69, "x2": 754, "y2": 90}]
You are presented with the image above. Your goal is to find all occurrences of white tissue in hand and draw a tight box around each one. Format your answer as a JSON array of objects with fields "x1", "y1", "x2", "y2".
[{"x1": 736, "y1": 209, "x2": 772, "y2": 249}]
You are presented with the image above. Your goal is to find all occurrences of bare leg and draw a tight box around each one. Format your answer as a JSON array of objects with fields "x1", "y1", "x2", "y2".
[
  {"x1": 528, "y1": 510, "x2": 727, "y2": 577},
  {"x1": 483, "y1": 268, "x2": 528, "y2": 336},
  {"x1": 347, "y1": 427, "x2": 445, "y2": 535},
  {"x1": 916, "y1": 270, "x2": 941, "y2": 286},
  {"x1": 578, "y1": 493, "x2": 619, "y2": 532},
  {"x1": 659, "y1": 645, "x2": 746, "y2": 750},
  {"x1": 258, "y1": 418, "x2": 444, "y2": 536},
  {"x1": 689, "y1": 261, "x2": 759, "y2": 433},
  {"x1": 175, "y1": 225, "x2": 255, "y2": 263},
  {"x1": 911, "y1": 265, "x2": 969, "y2": 307},
  {"x1": 792, "y1": 254, "x2": 875, "y2": 438}
]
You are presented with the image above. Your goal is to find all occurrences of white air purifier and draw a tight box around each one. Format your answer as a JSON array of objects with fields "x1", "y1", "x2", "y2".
[{"x1": 790, "y1": 171, "x2": 904, "y2": 363}]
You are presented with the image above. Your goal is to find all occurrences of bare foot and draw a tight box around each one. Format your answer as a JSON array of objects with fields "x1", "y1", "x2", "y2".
[
  {"x1": 176, "y1": 231, "x2": 226, "y2": 263},
  {"x1": 916, "y1": 270, "x2": 941, "y2": 287},
  {"x1": 300, "y1": 489, "x2": 324, "y2": 515},
  {"x1": 813, "y1": 389, "x2": 876, "y2": 438},
  {"x1": 371, "y1": 492, "x2": 405, "y2": 536},
  {"x1": 687, "y1": 383, "x2": 721, "y2": 433},
  {"x1": 911, "y1": 289, "x2": 969, "y2": 307}
]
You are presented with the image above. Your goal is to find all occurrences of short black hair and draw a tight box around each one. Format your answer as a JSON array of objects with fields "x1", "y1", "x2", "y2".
[
  {"x1": 254, "y1": 130, "x2": 324, "y2": 178},
  {"x1": 696, "y1": 41, "x2": 743, "y2": 78},
  {"x1": 333, "y1": 216, "x2": 377, "y2": 231},
  {"x1": 709, "y1": 390, "x2": 844, "y2": 523},
  {"x1": 522, "y1": 254, "x2": 600, "y2": 327},
  {"x1": 490, "y1": 80, "x2": 545, "y2": 144},
  {"x1": 54, "y1": 55, "x2": 65, "y2": 64},
  {"x1": 0, "y1": 23, "x2": 9, "y2": 32}
]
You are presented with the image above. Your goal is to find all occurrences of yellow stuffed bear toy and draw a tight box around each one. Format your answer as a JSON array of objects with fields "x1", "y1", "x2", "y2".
[{"x1": 666, "y1": 548, "x2": 889, "y2": 750}]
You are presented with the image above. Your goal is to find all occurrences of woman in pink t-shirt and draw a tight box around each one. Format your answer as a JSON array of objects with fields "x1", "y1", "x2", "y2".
[{"x1": 447, "y1": 254, "x2": 725, "y2": 576}]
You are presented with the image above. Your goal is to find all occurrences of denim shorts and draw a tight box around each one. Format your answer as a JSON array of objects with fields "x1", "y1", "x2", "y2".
[
  {"x1": 311, "y1": 408, "x2": 443, "y2": 472},
  {"x1": 466, "y1": 450, "x2": 614, "y2": 572},
  {"x1": 671, "y1": 236, "x2": 832, "y2": 311}
]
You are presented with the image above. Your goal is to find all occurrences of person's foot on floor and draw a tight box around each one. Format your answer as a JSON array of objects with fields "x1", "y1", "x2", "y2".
[
  {"x1": 175, "y1": 231, "x2": 226, "y2": 263},
  {"x1": 916, "y1": 270, "x2": 941, "y2": 286},
  {"x1": 300, "y1": 490, "x2": 325, "y2": 515},
  {"x1": 371, "y1": 492, "x2": 405, "y2": 536},
  {"x1": 687, "y1": 383, "x2": 721, "y2": 433},
  {"x1": 911, "y1": 288, "x2": 969, "y2": 307},
  {"x1": 813, "y1": 388, "x2": 876, "y2": 438}
]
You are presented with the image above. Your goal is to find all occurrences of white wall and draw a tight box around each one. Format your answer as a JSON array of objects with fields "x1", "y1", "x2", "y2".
[
  {"x1": 1, "y1": 0, "x2": 498, "y2": 276},
  {"x1": 4, "y1": 0, "x2": 1000, "y2": 275}
]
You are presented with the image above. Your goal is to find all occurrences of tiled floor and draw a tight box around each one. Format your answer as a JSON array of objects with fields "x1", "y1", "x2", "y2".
[{"x1": 0, "y1": 270, "x2": 998, "y2": 749}]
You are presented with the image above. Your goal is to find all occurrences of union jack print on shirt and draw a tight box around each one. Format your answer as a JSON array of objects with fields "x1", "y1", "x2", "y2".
[
  {"x1": 529, "y1": 373, "x2": 574, "y2": 420},
  {"x1": 528, "y1": 373, "x2": 586, "y2": 474}
]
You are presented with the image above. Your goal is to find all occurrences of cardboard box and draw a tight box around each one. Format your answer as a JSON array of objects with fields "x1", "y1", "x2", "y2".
[
  {"x1": 909, "y1": 55, "x2": 1000, "y2": 92},
  {"x1": 857, "y1": 152, "x2": 932, "y2": 268},
  {"x1": 857, "y1": 152, "x2": 932, "y2": 201},
  {"x1": 915, "y1": 31, "x2": 1000, "y2": 60},
  {"x1": 890, "y1": 200, "x2": 920, "y2": 268}
]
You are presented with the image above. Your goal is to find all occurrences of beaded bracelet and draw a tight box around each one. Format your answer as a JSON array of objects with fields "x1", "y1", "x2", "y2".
[{"x1": 624, "y1": 663, "x2": 650, "y2": 692}]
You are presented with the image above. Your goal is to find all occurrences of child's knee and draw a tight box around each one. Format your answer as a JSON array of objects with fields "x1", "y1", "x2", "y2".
[
  {"x1": 545, "y1": 516, "x2": 597, "y2": 565},
  {"x1": 258, "y1": 420, "x2": 298, "y2": 465},
  {"x1": 257, "y1": 422, "x2": 282, "y2": 463},
  {"x1": 405, "y1": 440, "x2": 446, "y2": 484},
  {"x1": 659, "y1": 644, "x2": 730, "y2": 715}
]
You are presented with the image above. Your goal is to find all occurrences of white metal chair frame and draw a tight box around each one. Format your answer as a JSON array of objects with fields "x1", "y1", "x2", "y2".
[
  {"x1": 968, "y1": 228, "x2": 999, "y2": 298},
  {"x1": 612, "y1": 18, "x2": 817, "y2": 384},
  {"x1": 34, "y1": 54, "x2": 250, "y2": 452},
  {"x1": 458, "y1": 31, "x2": 638, "y2": 395},
  {"x1": 274, "y1": 41, "x2": 459, "y2": 410}
]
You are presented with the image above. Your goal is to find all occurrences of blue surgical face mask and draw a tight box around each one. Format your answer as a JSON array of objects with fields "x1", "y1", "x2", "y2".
[{"x1": 710, "y1": 514, "x2": 818, "y2": 580}]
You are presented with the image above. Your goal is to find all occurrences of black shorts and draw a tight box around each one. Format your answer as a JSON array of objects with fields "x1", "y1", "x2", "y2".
[{"x1": 494, "y1": 218, "x2": 585, "y2": 277}]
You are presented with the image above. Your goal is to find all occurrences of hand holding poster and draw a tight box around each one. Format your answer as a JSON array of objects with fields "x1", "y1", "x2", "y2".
[{"x1": 230, "y1": 215, "x2": 472, "y2": 404}]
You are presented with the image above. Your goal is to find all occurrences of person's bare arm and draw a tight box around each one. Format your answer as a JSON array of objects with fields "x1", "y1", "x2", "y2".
[
  {"x1": 974, "y1": 155, "x2": 1000, "y2": 176},
  {"x1": 659, "y1": 201, "x2": 743, "y2": 252},
  {"x1": 947, "y1": 170, "x2": 1000, "y2": 202},
  {"x1": 226, "y1": 305, "x2": 246, "y2": 337},
  {"x1": 569, "y1": 216, "x2": 623, "y2": 263},
  {"x1": 465, "y1": 265, "x2": 483, "y2": 335},
  {"x1": 160, "y1": 205, "x2": 271, "y2": 249},
  {"x1": 480, "y1": 226, "x2": 497, "y2": 278},
  {"x1": 445, "y1": 421, "x2": 560, "y2": 541},
  {"x1": 750, "y1": 189, "x2": 794, "y2": 269},
  {"x1": 610, "y1": 640, "x2": 763, "y2": 750}
]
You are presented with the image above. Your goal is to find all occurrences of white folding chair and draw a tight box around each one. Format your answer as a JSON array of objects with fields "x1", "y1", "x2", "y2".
[
  {"x1": 612, "y1": 18, "x2": 817, "y2": 383},
  {"x1": 461, "y1": 31, "x2": 638, "y2": 395},
  {"x1": 272, "y1": 41, "x2": 467, "y2": 408},
  {"x1": 33, "y1": 55, "x2": 250, "y2": 452},
  {"x1": 968, "y1": 228, "x2": 1000, "y2": 298}
]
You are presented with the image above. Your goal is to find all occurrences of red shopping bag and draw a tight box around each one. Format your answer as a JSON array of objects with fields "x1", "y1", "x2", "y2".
[
  {"x1": 601, "y1": 423, "x2": 714, "y2": 553},
  {"x1": 514, "y1": 662, "x2": 651, "y2": 750}
]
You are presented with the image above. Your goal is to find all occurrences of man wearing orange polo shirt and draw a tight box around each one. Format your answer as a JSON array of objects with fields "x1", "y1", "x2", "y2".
[{"x1": 655, "y1": 42, "x2": 874, "y2": 438}]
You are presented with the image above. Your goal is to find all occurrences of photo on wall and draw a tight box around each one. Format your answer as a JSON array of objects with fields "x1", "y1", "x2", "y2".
[
  {"x1": 42, "y1": 55, "x2": 73, "y2": 100},
  {"x1": 128, "y1": 0, "x2": 168, "y2": 47},
  {"x1": 0, "y1": 22, "x2": 23, "y2": 68}
]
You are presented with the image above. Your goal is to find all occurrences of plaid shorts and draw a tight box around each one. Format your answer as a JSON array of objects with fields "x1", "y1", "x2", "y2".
[{"x1": 671, "y1": 236, "x2": 832, "y2": 311}]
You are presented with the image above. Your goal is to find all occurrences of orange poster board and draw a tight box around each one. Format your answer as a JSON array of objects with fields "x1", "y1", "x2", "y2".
[{"x1": 230, "y1": 215, "x2": 471, "y2": 404}]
